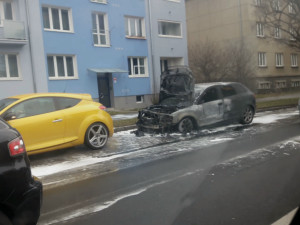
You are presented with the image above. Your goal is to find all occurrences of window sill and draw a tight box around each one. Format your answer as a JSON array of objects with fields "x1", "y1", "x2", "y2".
[
  {"x1": 256, "y1": 35, "x2": 265, "y2": 38},
  {"x1": 129, "y1": 75, "x2": 149, "y2": 78},
  {"x1": 44, "y1": 29, "x2": 74, "y2": 34},
  {"x1": 90, "y1": 1, "x2": 107, "y2": 4},
  {"x1": 291, "y1": 66, "x2": 299, "y2": 68},
  {"x1": 0, "y1": 77, "x2": 22, "y2": 81},
  {"x1": 49, "y1": 77, "x2": 78, "y2": 80},
  {"x1": 276, "y1": 66, "x2": 284, "y2": 68},
  {"x1": 158, "y1": 35, "x2": 183, "y2": 39},
  {"x1": 94, "y1": 44, "x2": 111, "y2": 48},
  {"x1": 126, "y1": 36, "x2": 146, "y2": 40}
]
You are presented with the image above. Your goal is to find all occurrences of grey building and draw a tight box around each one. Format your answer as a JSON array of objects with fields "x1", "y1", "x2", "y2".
[
  {"x1": 0, "y1": 0, "x2": 47, "y2": 98},
  {"x1": 145, "y1": 0, "x2": 189, "y2": 97}
]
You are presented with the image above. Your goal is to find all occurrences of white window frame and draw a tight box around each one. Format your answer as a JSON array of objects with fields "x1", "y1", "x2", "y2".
[
  {"x1": 0, "y1": 1, "x2": 14, "y2": 27},
  {"x1": 92, "y1": 12, "x2": 110, "y2": 47},
  {"x1": 258, "y1": 81, "x2": 271, "y2": 89},
  {"x1": 272, "y1": 0, "x2": 281, "y2": 11},
  {"x1": 90, "y1": 0, "x2": 107, "y2": 4},
  {"x1": 256, "y1": 23, "x2": 264, "y2": 37},
  {"x1": 258, "y1": 52, "x2": 267, "y2": 67},
  {"x1": 128, "y1": 57, "x2": 148, "y2": 77},
  {"x1": 47, "y1": 55, "x2": 78, "y2": 80},
  {"x1": 167, "y1": 0, "x2": 181, "y2": 2},
  {"x1": 275, "y1": 80, "x2": 286, "y2": 88},
  {"x1": 42, "y1": 6, "x2": 74, "y2": 33},
  {"x1": 158, "y1": 20, "x2": 182, "y2": 38},
  {"x1": 275, "y1": 53, "x2": 284, "y2": 67},
  {"x1": 125, "y1": 16, "x2": 146, "y2": 39},
  {"x1": 291, "y1": 80, "x2": 300, "y2": 87},
  {"x1": 274, "y1": 26, "x2": 281, "y2": 39},
  {"x1": 290, "y1": 27, "x2": 296, "y2": 40},
  {"x1": 0, "y1": 53, "x2": 21, "y2": 80},
  {"x1": 291, "y1": 54, "x2": 298, "y2": 67},
  {"x1": 136, "y1": 95, "x2": 144, "y2": 103},
  {"x1": 255, "y1": 0, "x2": 262, "y2": 6},
  {"x1": 289, "y1": 2, "x2": 296, "y2": 14}
]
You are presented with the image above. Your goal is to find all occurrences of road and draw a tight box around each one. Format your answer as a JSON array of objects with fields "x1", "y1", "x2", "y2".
[{"x1": 31, "y1": 108, "x2": 300, "y2": 225}]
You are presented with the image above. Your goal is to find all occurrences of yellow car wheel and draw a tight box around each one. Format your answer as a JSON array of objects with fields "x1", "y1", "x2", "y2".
[{"x1": 84, "y1": 122, "x2": 109, "y2": 150}]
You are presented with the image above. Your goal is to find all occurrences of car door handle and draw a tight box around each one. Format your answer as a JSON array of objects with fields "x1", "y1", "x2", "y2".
[
  {"x1": 52, "y1": 119, "x2": 63, "y2": 123},
  {"x1": 218, "y1": 102, "x2": 223, "y2": 106}
]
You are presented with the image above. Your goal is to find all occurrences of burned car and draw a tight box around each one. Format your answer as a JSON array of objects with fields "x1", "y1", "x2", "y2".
[{"x1": 136, "y1": 68, "x2": 256, "y2": 134}]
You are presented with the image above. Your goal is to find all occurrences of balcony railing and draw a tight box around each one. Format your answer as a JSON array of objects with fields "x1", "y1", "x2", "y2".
[{"x1": 0, "y1": 20, "x2": 27, "y2": 45}]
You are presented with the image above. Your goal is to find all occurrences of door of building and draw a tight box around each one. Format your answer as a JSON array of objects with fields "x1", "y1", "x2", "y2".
[{"x1": 97, "y1": 75, "x2": 111, "y2": 108}]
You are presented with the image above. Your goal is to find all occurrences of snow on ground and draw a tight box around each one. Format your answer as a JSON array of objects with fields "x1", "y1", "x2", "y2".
[{"x1": 31, "y1": 108, "x2": 299, "y2": 184}]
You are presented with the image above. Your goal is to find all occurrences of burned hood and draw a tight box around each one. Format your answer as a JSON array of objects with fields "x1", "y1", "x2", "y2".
[{"x1": 159, "y1": 67, "x2": 195, "y2": 102}]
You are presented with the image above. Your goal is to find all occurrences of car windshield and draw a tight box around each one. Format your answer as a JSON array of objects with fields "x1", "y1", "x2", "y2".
[{"x1": 0, "y1": 98, "x2": 18, "y2": 111}]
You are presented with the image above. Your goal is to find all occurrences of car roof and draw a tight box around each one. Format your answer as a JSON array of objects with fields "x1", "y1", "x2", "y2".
[
  {"x1": 7, "y1": 93, "x2": 93, "y2": 101},
  {"x1": 194, "y1": 82, "x2": 240, "y2": 93}
]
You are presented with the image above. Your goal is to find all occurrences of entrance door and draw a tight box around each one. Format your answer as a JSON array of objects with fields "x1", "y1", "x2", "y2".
[{"x1": 97, "y1": 75, "x2": 111, "y2": 107}]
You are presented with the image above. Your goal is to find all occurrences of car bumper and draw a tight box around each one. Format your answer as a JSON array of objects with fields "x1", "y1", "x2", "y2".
[{"x1": 13, "y1": 177, "x2": 42, "y2": 224}]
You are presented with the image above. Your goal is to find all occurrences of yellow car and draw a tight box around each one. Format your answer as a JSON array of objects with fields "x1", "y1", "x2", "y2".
[{"x1": 0, "y1": 93, "x2": 113, "y2": 155}]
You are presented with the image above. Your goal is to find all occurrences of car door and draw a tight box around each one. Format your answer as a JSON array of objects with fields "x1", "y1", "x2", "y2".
[
  {"x1": 221, "y1": 85, "x2": 240, "y2": 120},
  {"x1": 197, "y1": 86, "x2": 224, "y2": 126},
  {"x1": 2, "y1": 97, "x2": 65, "y2": 153}
]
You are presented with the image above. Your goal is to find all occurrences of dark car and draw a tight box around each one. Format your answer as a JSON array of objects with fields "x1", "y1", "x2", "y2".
[
  {"x1": 136, "y1": 68, "x2": 256, "y2": 134},
  {"x1": 0, "y1": 118, "x2": 42, "y2": 225}
]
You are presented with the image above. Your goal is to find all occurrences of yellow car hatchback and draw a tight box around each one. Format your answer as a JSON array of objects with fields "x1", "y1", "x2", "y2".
[{"x1": 0, "y1": 93, "x2": 113, "y2": 155}]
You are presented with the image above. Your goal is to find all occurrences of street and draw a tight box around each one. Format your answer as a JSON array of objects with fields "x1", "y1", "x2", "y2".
[{"x1": 31, "y1": 108, "x2": 300, "y2": 225}]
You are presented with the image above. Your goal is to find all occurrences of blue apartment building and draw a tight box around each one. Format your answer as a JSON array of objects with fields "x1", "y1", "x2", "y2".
[{"x1": 40, "y1": 0, "x2": 152, "y2": 109}]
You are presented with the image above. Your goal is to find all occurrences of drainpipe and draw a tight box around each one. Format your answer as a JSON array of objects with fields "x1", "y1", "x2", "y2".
[
  {"x1": 238, "y1": 0, "x2": 244, "y2": 46},
  {"x1": 25, "y1": 0, "x2": 37, "y2": 93},
  {"x1": 147, "y1": 0, "x2": 157, "y2": 98}
]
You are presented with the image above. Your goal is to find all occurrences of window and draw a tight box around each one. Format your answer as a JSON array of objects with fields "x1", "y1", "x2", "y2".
[
  {"x1": 47, "y1": 55, "x2": 77, "y2": 79},
  {"x1": 4, "y1": 98, "x2": 56, "y2": 120},
  {"x1": 201, "y1": 87, "x2": 220, "y2": 103},
  {"x1": 276, "y1": 80, "x2": 286, "y2": 88},
  {"x1": 136, "y1": 95, "x2": 144, "y2": 103},
  {"x1": 92, "y1": 13, "x2": 110, "y2": 46},
  {"x1": 158, "y1": 21, "x2": 182, "y2": 37},
  {"x1": 258, "y1": 82, "x2": 271, "y2": 89},
  {"x1": 125, "y1": 16, "x2": 145, "y2": 38},
  {"x1": 291, "y1": 54, "x2": 298, "y2": 67},
  {"x1": 275, "y1": 53, "x2": 284, "y2": 67},
  {"x1": 274, "y1": 26, "x2": 281, "y2": 39},
  {"x1": 272, "y1": 0, "x2": 280, "y2": 11},
  {"x1": 221, "y1": 85, "x2": 237, "y2": 97},
  {"x1": 90, "y1": 0, "x2": 107, "y2": 3},
  {"x1": 290, "y1": 27, "x2": 296, "y2": 41},
  {"x1": 291, "y1": 80, "x2": 300, "y2": 87},
  {"x1": 128, "y1": 57, "x2": 148, "y2": 77},
  {"x1": 258, "y1": 52, "x2": 267, "y2": 67},
  {"x1": 289, "y1": 2, "x2": 296, "y2": 13},
  {"x1": 0, "y1": 1, "x2": 13, "y2": 26},
  {"x1": 256, "y1": 23, "x2": 264, "y2": 37},
  {"x1": 42, "y1": 6, "x2": 73, "y2": 32},
  {"x1": 255, "y1": 0, "x2": 262, "y2": 6},
  {"x1": 55, "y1": 97, "x2": 80, "y2": 110},
  {"x1": 0, "y1": 53, "x2": 20, "y2": 80}
]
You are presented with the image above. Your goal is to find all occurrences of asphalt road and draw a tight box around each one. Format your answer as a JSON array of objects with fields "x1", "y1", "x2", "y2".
[{"x1": 37, "y1": 110, "x2": 300, "y2": 225}]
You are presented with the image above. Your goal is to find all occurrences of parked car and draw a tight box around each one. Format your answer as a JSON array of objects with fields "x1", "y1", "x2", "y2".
[
  {"x1": 136, "y1": 68, "x2": 256, "y2": 134},
  {"x1": 0, "y1": 118, "x2": 42, "y2": 225},
  {"x1": 0, "y1": 93, "x2": 114, "y2": 155}
]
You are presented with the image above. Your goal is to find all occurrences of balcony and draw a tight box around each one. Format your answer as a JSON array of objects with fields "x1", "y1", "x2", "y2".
[{"x1": 0, "y1": 20, "x2": 27, "y2": 45}]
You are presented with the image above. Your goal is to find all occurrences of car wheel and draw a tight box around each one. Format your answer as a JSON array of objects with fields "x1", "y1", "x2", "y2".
[
  {"x1": 240, "y1": 106, "x2": 254, "y2": 124},
  {"x1": 178, "y1": 117, "x2": 194, "y2": 133},
  {"x1": 85, "y1": 122, "x2": 109, "y2": 150}
]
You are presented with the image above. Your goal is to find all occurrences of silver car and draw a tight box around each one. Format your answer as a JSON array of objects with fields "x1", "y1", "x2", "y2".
[{"x1": 136, "y1": 68, "x2": 256, "y2": 134}]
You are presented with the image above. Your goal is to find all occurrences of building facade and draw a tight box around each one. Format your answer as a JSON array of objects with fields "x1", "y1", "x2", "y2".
[
  {"x1": 0, "y1": 0, "x2": 48, "y2": 98},
  {"x1": 40, "y1": 0, "x2": 152, "y2": 109},
  {"x1": 186, "y1": 0, "x2": 300, "y2": 93},
  {"x1": 145, "y1": 0, "x2": 189, "y2": 95}
]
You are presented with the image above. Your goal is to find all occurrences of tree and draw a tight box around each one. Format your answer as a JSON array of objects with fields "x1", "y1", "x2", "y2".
[
  {"x1": 188, "y1": 41, "x2": 256, "y2": 90},
  {"x1": 256, "y1": 0, "x2": 300, "y2": 50}
]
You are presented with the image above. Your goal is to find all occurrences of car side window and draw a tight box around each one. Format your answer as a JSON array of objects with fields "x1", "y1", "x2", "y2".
[
  {"x1": 200, "y1": 87, "x2": 220, "y2": 103},
  {"x1": 221, "y1": 85, "x2": 237, "y2": 98},
  {"x1": 54, "y1": 97, "x2": 80, "y2": 110},
  {"x1": 4, "y1": 97, "x2": 56, "y2": 120}
]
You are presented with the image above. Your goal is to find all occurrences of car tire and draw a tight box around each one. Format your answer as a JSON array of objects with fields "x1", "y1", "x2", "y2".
[
  {"x1": 178, "y1": 117, "x2": 194, "y2": 133},
  {"x1": 0, "y1": 210, "x2": 12, "y2": 225},
  {"x1": 84, "y1": 122, "x2": 109, "y2": 150},
  {"x1": 240, "y1": 106, "x2": 254, "y2": 124}
]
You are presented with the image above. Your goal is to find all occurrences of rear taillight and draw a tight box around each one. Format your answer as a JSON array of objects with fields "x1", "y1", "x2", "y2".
[
  {"x1": 8, "y1": 137, "x2": 25, "y2": 157},
  {"x1": 99, "y1": 105, "x2": 107, "y2": 111}
]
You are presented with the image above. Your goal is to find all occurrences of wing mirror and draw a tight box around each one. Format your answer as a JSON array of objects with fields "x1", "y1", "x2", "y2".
[{"x1": 3, "y1": 112, "x2": 17, "y2": 121}]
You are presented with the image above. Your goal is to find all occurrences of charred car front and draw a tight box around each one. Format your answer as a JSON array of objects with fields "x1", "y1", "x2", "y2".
[{"x1": 136, "y1": 68, "x2": 256, "y2": 134}]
